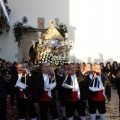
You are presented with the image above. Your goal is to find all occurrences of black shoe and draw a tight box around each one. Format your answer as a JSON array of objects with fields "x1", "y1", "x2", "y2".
[
  {"x1": 62, "y1": 116, "x2": 67, "y2": 120},
  {"x1": 96, "y1": 115, "x2": 100, "y2": 119},
  {"x1": 74, "y1": 115, "x2": 81, "y2": 120}
]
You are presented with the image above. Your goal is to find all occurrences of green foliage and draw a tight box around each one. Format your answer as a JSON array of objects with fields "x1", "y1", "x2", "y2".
[
  {"x1": 0, "y1": 8, "x2": 7, "y2": 29},
  {"x1": 13, "y1": 22, "x2": 68, "y2": 47},
  {"x1": 13, "y1": 22, "x2": 35, "y2": 47},
  {"x1": 56, "y1": 23, "x2": 68, "y2": 38}
]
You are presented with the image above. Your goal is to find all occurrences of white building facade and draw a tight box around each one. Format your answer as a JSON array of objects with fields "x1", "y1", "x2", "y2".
[{"x1": 0, "y1": 0, "x2": 120, "y2": 63}]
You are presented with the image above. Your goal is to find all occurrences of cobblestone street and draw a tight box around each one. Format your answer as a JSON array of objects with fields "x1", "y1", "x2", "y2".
[{"x1": 104, "y1": 87, "x2": 119, "y2": 120}]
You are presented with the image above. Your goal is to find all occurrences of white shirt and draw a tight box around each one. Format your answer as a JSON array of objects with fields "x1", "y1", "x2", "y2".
[
  {"x1": 89, "y1": 74, "x2": 104, "y2": 91},
  {"x1": 62, "y1": 74, "x2": 80, "y2": 99},
  {"x1": 43, "y1": 73, "x2": 56, "y2": 97},
  {"x1": 15, "y1": 74, "x2": 27, "y2": 89}
]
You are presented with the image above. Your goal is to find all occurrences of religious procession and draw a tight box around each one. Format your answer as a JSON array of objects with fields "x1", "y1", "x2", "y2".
[{"x1": 1, "y1": 59, "x2": 120, "y2": 120}]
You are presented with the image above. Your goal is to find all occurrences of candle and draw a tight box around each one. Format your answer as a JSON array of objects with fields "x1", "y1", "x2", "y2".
[
  {"x1": 65, "y1": 33, "x2": 68, "y2": 38},
  {"x1": 61, "y1": 41, "x2": 64, "y2": 46},
  {"x1": 38, "y1": 32, "x2": 42, "y2": 37},
  {"x1": 31, "y1": 40, "x2": 35, "y2": 48},
  {"x1": 38, "y1": 38, "x2": 42, "y2": 44},
  {"x1": 65, "y1": 40, "x2": 68, "y2": 45},
  {"x1": 69, "y1": 40, "x2": 73, "y2": 47},
  {"x1": 31, "y1": 40, "x2": 35, "y2": 45}
]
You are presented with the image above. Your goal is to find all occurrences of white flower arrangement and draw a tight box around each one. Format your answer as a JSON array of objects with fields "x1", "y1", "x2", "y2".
[{"x1": 38, "y1": 51, "x2": 65, "y2": 66}]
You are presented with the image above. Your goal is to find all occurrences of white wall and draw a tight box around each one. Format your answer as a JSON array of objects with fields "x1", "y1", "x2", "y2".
[{"x1": 0, "y1": 0, "x2": 120, "y2": 63}]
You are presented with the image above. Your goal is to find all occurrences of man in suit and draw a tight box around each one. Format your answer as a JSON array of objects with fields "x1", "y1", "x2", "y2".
[
  {"x1": 87, "y1": 64, "x2": 111, "y2": 120},
  {"x1": 62, "y1": 64, "x2": 87, "y2": 120},
  {"x1": 55, "y1": 64, "x2": 69, "y2": 120},
  {"x1": 0, "y1": 69, "x2": 11, "y2": 120},
  {"x1": 33, "y1": 62, "x2": 59, "y2": 120},
  {"x1": 10, "y1": 63, "x2": 37, "y2": 120}
]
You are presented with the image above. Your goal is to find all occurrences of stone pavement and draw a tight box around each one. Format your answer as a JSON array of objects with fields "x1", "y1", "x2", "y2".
[{"x1": 105, "y1": 86, "x2": 119, "y2": 120}]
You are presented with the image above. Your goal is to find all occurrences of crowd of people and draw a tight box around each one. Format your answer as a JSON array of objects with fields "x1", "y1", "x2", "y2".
[{"x1": 0, "y1": 58, "x2": 120, "y2": 120}]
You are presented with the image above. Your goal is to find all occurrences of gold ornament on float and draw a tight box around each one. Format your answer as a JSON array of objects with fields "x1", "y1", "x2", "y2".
[{"x1": 32, "y1": 20, "x2": 72, "y2": 66}]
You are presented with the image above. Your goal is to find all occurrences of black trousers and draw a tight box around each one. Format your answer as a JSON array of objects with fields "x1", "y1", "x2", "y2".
[
  {"x1": 65, "y1": 100, "x2": 86, "y2": 118},
  {"x1": 17, "y1": 97, "x2": 37, "y2": 119},
  {"x1": 88, "y1": 98, "x2": 106, "y2": 114},
  {"x1": 39, "y1": 99, "x2": 58, "y2": 120},
  {"x1": 0, "y1": 99, "x2": 6, "y2": 120},
  {"x1": 58, "y1": 90, "x2": 66, "y2": 107}
]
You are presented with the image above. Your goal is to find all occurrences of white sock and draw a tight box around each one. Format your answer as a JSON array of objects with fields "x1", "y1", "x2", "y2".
[
  {"x1": 19, "y1": 119, "x2": 25, "y2": 120},
  {"x1": 99, "y1": 114, "x2": 106, "y2": 120},
  {"x1": 80, "y1": 116, "x2": 86, "y2": 120},
  {"x1": 74, "y1": 109, "x2": 78, "y2": 116},
  {"x1": 31, "y1": 118, "x2": 37, "y2": 120},
  {"x1": 86, "y1": 100, "x2": 89, "y2": 108},
  {"x1": 96, "y1": 110, "x2": 99, "y2": 116},
  {"x1": 68, "y1": 116, "x2": 73, "y2": 120},
  {"x1": 54, "y1": 119, "x2": 59, "y2": 120},
  {"x1": 60, "y1": 106, "x2": 66, "y2": 117},
  {"x1": 90, "y1": 114, "x2": 96, "y2": 120}
]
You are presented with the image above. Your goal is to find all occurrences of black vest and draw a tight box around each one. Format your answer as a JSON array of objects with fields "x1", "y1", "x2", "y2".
[{"x1": 35, "y1": 72, "x2": 56, "y2": 98}]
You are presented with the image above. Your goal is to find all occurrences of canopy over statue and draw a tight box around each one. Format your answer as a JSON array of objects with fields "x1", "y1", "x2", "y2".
[{"x1": 41, "y1": 20, "x2": 64, "y2": 41}]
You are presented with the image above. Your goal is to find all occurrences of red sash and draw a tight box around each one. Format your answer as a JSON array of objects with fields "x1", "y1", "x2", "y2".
[
  {"x1": 20, "y1": 90, "x2": 24, "y2": 99},
  {"x1": 89, "y1": 90, "x2": 105, "y2": 101},
  {"x1": 19, "y1": 90, "x2": 32, "y2": 99},
  {"x1": 66, "y1": 91, "x2": 79, "y2": 101},
  {"x1": 39, "y1": 91, "x2": 52, "y2": 101}
]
